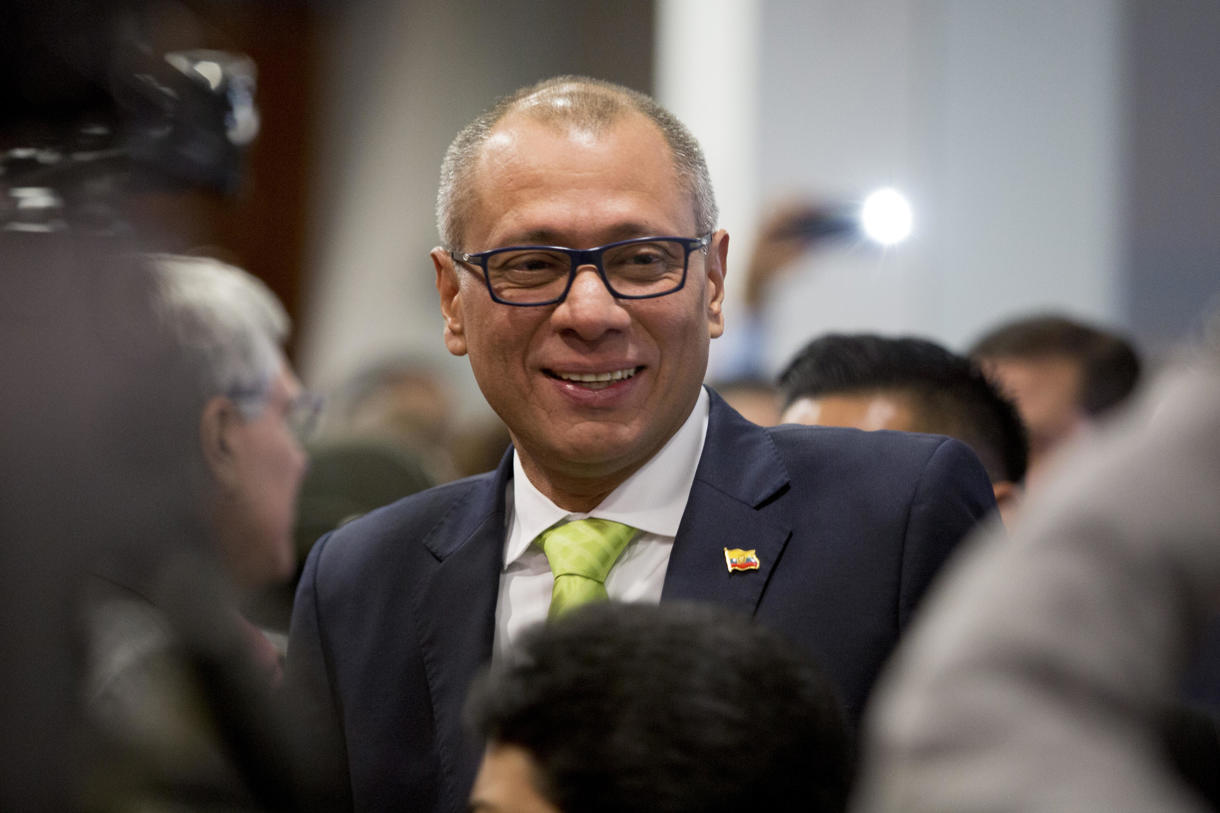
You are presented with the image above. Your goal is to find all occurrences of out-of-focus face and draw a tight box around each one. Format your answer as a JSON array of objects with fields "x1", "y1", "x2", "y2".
[
  {"x1": 782, "y1": 389, "x2": 1023, "y2": 524},
  {"x1": 979, "y1": 354, "x2": 1084, "y2": 486},
  {"x1": 213, "y1": 362, "x2": 309, "y2": 592},
  {"x1": 780, "y1": 391, "x2": 917, "y2": 432},
  {"x1": 469, "y1": 743, "x2": 559, "y2": 813},
  {"x1": 432, "y1": 110, "x2": 727, "y2": 510}
]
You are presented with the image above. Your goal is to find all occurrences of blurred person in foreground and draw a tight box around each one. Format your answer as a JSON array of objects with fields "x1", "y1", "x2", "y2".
[
  {"x1": 287, "y1": 75, "x2": 995, "y2": 811},
  {"x1": 777, "y1": 333, "x2": 1027, "y2": 524},
  {"x1": 2, "y1": 234, "x2": 170, "y2": 811},
  {"x1": 0, "y1": 3, "x2": 325, "y2": 804},
  {"x1": 80, "y1": 254, "x2": 329, "y2": 810},
  {"x1": 969, "y1": 313, "x2": 1141, "y2": 488},
  {"x1": 465, "y1": 602, "x2": 853, "y2": 813},
  {"x1": 853, "y1": 328, "x2": 1220, "y2": 812}
]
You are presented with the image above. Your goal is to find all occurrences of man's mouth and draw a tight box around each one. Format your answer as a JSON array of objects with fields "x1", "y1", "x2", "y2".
[{"x1": 547, "y1": 367, "x2": 641, "y2": 390}]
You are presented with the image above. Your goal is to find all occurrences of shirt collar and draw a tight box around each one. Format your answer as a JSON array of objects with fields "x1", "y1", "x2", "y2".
[{"x1": 505, "y1": 387, "x2": 710, "y2": 567}]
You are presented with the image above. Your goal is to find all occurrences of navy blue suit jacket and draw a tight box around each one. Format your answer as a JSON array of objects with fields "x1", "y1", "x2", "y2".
[{"x1": 287, "y1": 388, "x2": 996, "y2": 812}]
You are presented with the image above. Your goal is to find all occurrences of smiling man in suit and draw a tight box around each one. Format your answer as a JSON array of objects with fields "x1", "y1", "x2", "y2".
[{"x1": 287, "y1": 75, "x2": 996, "y2": 812}]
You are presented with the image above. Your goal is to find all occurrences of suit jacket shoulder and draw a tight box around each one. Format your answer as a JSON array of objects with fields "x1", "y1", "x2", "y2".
[{"x1": 665, "y1": 389, "x2": 997, "y2": 719}]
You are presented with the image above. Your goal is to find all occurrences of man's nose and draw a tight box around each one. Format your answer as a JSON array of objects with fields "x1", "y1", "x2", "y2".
[{"x1": 551, "y1": 265, "x2": 630, "y2": 340}]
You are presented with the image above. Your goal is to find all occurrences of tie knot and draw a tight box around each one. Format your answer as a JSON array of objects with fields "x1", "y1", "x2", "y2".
[
  {"x1": 537, "y1": 519, "x2": 639, "y2": 620},
  {"x1": 539, "y1": 518, "x2": 638, "y2": 581}
]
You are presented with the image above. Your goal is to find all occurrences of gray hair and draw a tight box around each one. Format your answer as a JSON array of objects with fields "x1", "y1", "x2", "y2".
[
  {"x1": 435, "y1": 75, "x2": 718, "y2": 249},
  {"x1": 146, "y1": 254, "x2": 289, "y2": 414}
]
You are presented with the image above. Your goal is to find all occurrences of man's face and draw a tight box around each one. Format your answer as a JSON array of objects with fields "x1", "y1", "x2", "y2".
[
  {"x1": 432, "y1": 111, "x2": 727, "y2": 507},
  {"x1": 780, "y1": 391, "x2": 917, "y2": 432},
  {"x1": 215, "y1": 362, "x2": 309, "y2": 591},
  {"x1": 469, "y1": 743, "x2": 559, "y2": 813},
  {"x1": 979, "y1": 354, "x2": 1084, "y2": 484}
]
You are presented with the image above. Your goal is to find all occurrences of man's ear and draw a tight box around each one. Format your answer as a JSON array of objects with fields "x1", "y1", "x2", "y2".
[
  {"x1": 706, "y1": 229, "x2": 729, "y2": 339},
  {"x1": 200, "y1": 395, "x2": 242, "y2": 489},
  {"x1": 432, "y1": 247, "x2": 468, "y2": 357}
]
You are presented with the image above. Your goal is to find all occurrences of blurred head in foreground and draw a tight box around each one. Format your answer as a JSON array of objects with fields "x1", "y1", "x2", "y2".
[{"x1": 465, "y1": 602, "x2": 853, "y2": 813}]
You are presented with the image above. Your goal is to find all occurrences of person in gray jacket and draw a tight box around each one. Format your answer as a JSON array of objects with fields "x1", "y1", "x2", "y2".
[{"x1": 855, "y1": 334, "x2": 1220, "y2": 812}]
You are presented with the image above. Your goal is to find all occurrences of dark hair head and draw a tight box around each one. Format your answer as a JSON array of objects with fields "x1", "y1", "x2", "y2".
[
  {"x1": 778, "y1": 333, "x2": 1028, "y2": 483},
  {"x1": 466, "y1": 602, "x2": 853, "y2": 813},
  {"x1": 969, "y1": 314, "x2": 1141, "y2": 416}
]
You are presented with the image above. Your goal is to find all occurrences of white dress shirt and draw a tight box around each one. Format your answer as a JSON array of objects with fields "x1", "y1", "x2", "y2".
[{"x1": 493, "y1": 387, "x2": 710, "y2": 660}]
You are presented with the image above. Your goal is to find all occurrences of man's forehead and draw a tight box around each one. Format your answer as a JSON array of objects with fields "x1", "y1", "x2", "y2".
[
  {"x1": 984, "y1": 355, "x2": 1082, "y2": 394},
  {"x1": 463, "y1": 111, "x2": 694, "y2": 239},
  {"x1": 480, "y1": 108, "x2": 658, "y2": 159},
  {"x1": 483, "y1": 122, "x2": 603, "y2": 153}
]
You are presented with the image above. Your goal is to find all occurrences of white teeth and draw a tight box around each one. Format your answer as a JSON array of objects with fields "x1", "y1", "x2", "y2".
[{"x1": 557, "y1": 368, "x2": 638, "y2": 384}]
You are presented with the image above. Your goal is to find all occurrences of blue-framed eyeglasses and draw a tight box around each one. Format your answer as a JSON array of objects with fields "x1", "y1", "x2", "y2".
[{"x1": 450, "y1": 234, "x2": 712, "y2": 306}]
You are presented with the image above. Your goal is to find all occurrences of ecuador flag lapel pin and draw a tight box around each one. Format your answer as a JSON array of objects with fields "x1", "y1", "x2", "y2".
[{"x1": 724, "y1": 548, "x2": 761, "y2": 573}]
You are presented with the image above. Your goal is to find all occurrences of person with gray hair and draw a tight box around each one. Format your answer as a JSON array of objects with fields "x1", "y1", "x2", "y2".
[
  {"x1": 81, "y1": 253, "x2": 327, "y2": 810},
  {"x1": 288, "y1": 75, "x2": 994, "y2": 812},
  {"x1": 146, "y1": 253, "x2": 318, "y2": 595},
  {"x1": 434, "y1": 75, "x2": 719, "y2": 250}
]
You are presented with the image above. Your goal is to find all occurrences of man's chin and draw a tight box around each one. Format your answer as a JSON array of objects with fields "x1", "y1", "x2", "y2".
[{"x1": 547, "y1": 433, "x2": 656, "y2": 478}]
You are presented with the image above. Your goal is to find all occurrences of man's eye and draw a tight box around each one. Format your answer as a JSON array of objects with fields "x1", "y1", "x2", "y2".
[
  {"x1": 493, "y1": 252, "x2": 566, "y2": 273},
  {"x1": 514, "y1": 257, "x2": 562, "y2": 271},
  {"x1": 626, "y1": 250, "x2": 664, "y2": 265}
]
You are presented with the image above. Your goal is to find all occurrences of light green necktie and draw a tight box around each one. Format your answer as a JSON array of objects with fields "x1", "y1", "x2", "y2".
[{"x1": 538, "y1": 518, "x2": 640, "y2": 620}]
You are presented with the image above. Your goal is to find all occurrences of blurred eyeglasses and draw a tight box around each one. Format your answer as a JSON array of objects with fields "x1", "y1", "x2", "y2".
[
  {"x1": 228, "y1": 386, "x2": 324, "y2": 445},
  {"x1": 283, "y1": 391, "x2": 324, "y2": 445}
]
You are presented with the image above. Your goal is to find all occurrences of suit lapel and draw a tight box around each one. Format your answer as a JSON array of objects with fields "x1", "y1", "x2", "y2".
[
  {"x1": 410, "y1": 451, "x2": 513, "y2": 807},
  {"x1": 662, "y1": 389, "x2": 793, "y2": 615}
]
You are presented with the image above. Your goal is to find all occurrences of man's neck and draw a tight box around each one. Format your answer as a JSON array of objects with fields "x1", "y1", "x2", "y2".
[
  {"x1": 509, "y1": 388, "x2": 711, "y2": 515},
  {"x1": 513, "y1": 456, "x2": 645, "y2": 513}
]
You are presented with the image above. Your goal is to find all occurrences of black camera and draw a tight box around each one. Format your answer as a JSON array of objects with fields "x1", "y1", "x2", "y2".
[{"x1": 1, "y1": 3, "x2": 259, "y2": 233}]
